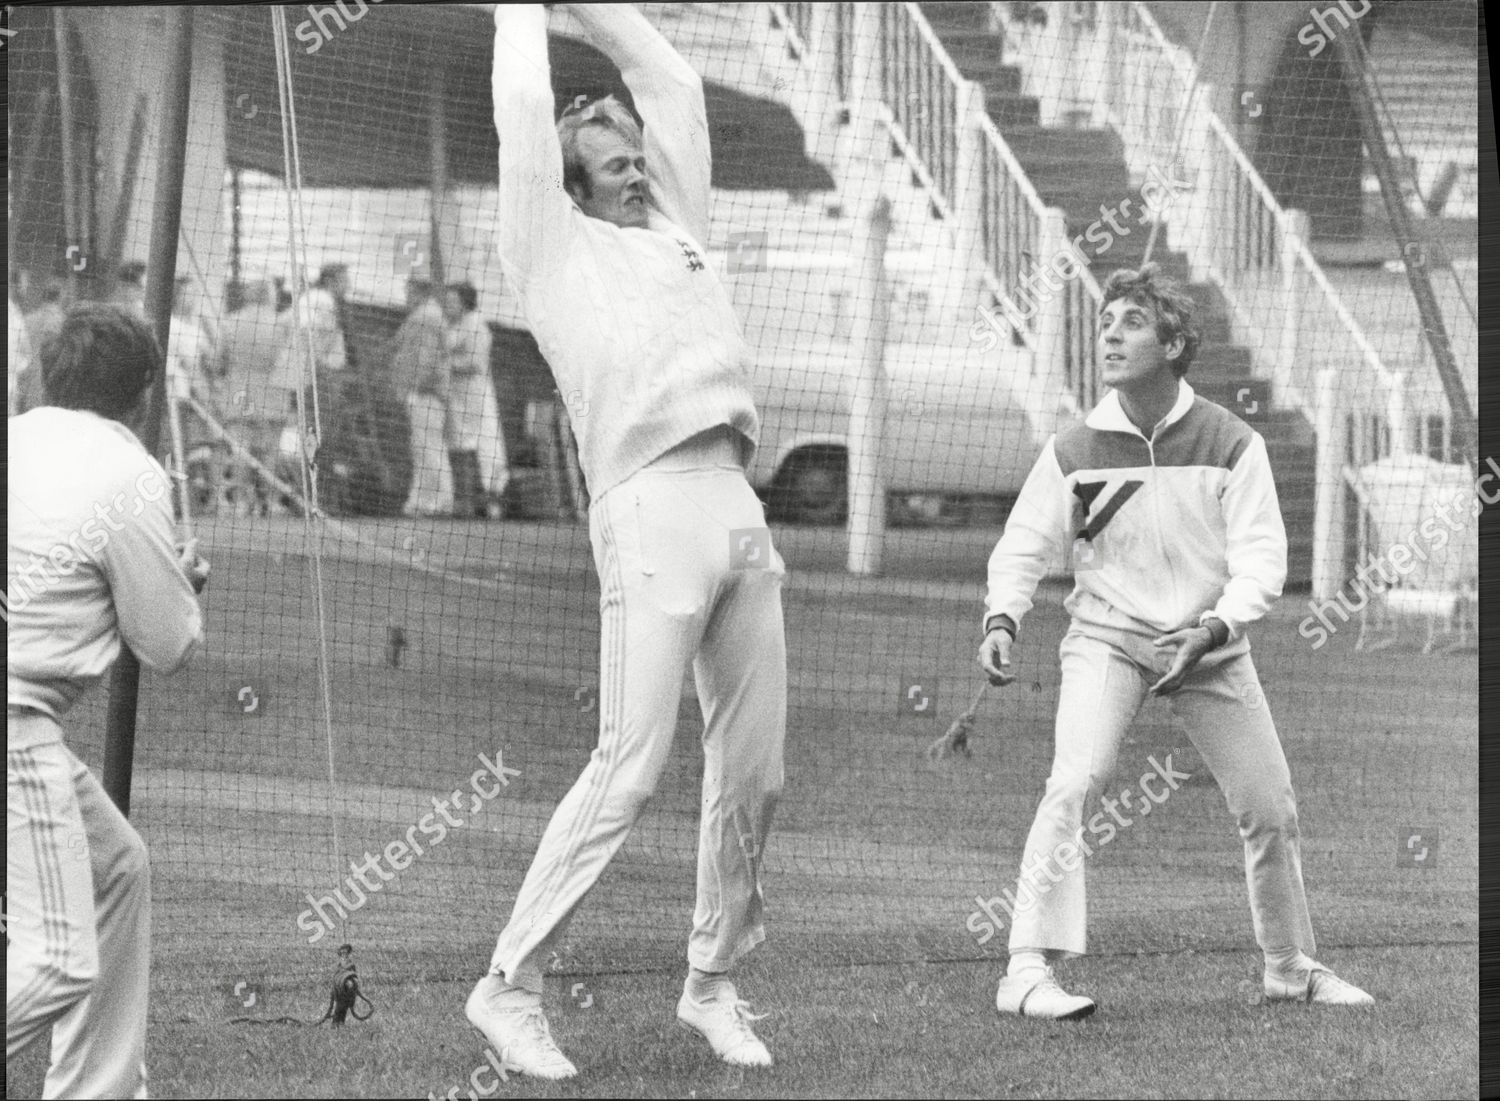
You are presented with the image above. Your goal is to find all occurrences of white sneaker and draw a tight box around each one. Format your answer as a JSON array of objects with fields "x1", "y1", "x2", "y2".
[
  {"x1": 1264, "y1": 965, "x2": 1374, "y2": 1006},
  {"x1": 464, "y1": 977, "x2": 578, "y2": 1080},
  {"x1": 676, "y1": 986, "x2": 773, "y2": 1067},
  {"x1": 994, "y1": 967, "x2": 1096, "y2": 1020}
]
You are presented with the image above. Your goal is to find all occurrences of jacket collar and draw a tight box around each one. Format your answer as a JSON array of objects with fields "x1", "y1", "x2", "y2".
[{"x1": 1086, "y1": 378, "x2": 1196, "y2": 441}]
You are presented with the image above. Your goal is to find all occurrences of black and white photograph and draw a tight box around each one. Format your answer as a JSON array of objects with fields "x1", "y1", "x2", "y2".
[{"x1": 5, "y1": 1, "x2": 1485, "y2": 1096}]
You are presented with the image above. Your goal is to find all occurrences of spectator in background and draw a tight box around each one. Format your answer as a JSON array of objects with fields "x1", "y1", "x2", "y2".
[
  {"x1": 9, "y1": 295, "x2": 31, "y2": 416},
  {"x1": 443, "y1": 281, "x2": 508, "y2": 520},
  {"x1": 167, "y1": 276, "x2": 222, "y2": 514},
  {"x1": 219, "y1": 276, "x2": 294, "y2": 515},
  {"x1": 392, "y1": 279, "x2": 453, "y2": 517},
  {"x1": 112, "y1": 261, "x2": 147, "y2": 317},
  {"x1": 14, "y1": 278, "x2": 69, "y2": 414}
]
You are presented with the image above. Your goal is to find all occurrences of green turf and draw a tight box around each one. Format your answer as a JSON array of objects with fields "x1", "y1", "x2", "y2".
[
  {"x1": 10, "y1": 517, "x2": 1474, "y2": 1097},
  {"x1": 5, "y1": 944, "x2": 1476, "y2": 1099}
]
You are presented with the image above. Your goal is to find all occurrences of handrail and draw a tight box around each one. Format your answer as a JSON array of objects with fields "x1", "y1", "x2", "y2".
[
  {"x1": 1125, "y1": 3, "x2": 1399, "y2": 398},
  {"x1": 770, "y1": 1, "x2": 1103, "y2": 413}
]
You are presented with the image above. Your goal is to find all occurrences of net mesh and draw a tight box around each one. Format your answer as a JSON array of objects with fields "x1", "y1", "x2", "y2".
[{"x1": 6, "y1": 1, "x2": 1478, "y2": 1004}]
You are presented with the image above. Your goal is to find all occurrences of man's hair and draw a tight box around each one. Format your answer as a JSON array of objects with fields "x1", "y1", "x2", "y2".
[
  {"x1": 447, "y1": 281, "x2": 478, "y2": 313},
  {"x1": 556, "y1": 95, "x2": 643, "y2": 200},
  {"x1": 1100, "y1": 263, "x2": 1200, "y2": 376},
  {"x1": 40, "y1": 303, "x2": 163, "y2": 419}
]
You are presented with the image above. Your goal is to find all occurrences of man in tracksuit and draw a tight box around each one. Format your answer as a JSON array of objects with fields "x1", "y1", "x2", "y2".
[
  {"x1": 467, "y1": 4, "x2": 786, "y2": 1078},
  {"x1": 9, "y1": 304, "x2": 209, "y2": 1097},
  {"x1": 978, "y1": 264, "x2": 1373, "y2": 1019}
]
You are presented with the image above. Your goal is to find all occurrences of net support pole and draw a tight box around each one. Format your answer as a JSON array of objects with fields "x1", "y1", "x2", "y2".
[
  {"x1": 426, "y1": 66, "x2": 448, "y2": 289},
  {"x1": 103, "y1": 4, "x2": 194, "y2": 817},
  {"x1": 1312, "y1": 367, "x2": 1344, "y2": 603},
  {"x1": 1330, "y1": 28, "x2": 1475, "y2": 470},
  {"x1": 846, "y1": 193, "x2": 891, "y2": 576}
]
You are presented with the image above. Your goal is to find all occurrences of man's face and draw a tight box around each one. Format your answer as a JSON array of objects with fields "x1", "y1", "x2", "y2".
[
  {"x1": 1097, "y1": 296, "x2": 1183, "y2": 390},
  {"x1": 568, "y1": 127, "x2": 650, "y2": 230}
]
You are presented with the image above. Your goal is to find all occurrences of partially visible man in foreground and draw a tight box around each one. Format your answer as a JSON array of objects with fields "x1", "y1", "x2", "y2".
[{"x1": 8, "y1": 303, "x2": 210, "y2": 1098}]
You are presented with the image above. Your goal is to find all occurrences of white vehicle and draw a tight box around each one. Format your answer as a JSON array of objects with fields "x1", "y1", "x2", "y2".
[{"x1": 746, "y1": 340, "x2": 1042, "y2": 523}]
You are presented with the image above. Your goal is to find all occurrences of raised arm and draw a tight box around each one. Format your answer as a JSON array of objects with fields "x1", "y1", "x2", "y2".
[
  {"x1": 564, "y1": 4, "x2": 711, "y2": 242},
  {"x1": 493, "y1": 5, "x2": 576, "y2": 283}
]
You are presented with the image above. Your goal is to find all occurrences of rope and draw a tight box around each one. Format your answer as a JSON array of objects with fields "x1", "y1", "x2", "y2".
[{"x1": 270, "y1": 5, "x2": 351, "y2": 946}]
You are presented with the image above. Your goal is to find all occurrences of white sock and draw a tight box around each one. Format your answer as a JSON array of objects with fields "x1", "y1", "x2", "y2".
[
  {"x1": 1007, "y1": 950, "x2": 1047, "y2": 977},
  {"x1": 686, "y1": 968, "x2": 733, "y2": 1002},
  {"x1": 1263, "y1": 946, "x2": 1316, "y2": 976}
]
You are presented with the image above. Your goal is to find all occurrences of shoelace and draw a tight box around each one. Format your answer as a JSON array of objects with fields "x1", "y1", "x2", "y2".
[
  {"x1": 715, "y1": 999, "x2": 769, "y2": 1046},
  {"x1": 518, "y1": 1008, "x2": 563, "y2": 1054}
]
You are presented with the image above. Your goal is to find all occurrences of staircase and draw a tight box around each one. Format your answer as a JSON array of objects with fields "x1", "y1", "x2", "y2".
[{"x1": 919, "y1": 1, "x2": 1316, "y2": 586}]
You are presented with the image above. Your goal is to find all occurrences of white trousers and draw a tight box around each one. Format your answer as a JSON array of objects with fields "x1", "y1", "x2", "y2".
[
  {"x1": 403, "y1": 391, "x2": 452, "y2": 515},
  {"x1": 489, "y1": 461, "x2": 787, "y2": 990},
  {"x1": 446, "y1": 374, "x2": 509, "y2": 497},
  {"x1": 1005, "y1": 627, "x2": 1316, "y2": 959},
  {"x1": 7, "y1": 715, "x2": 151, "y2": 1099}
]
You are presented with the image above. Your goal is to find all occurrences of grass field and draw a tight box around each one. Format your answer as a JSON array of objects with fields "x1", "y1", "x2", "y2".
[{"x1": 5, "y1": 516, "x2": 1478, "y2": 1099}]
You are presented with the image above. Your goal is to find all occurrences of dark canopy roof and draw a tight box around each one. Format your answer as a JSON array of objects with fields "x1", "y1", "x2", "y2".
[{"x1": 217, "y1": 4, "x2": 834, "y2": 191}]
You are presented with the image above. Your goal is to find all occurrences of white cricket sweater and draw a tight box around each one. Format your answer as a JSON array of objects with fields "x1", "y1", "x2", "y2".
[
  {"x1": 984, "y1": 380, "x2": 1287, "y2": 645},
  {"x1": 491, "y1": 4, "x2": 758, "y2": 500},
  {"x1": 8, "y1": 407, "x2": 202, "y2": 742}
]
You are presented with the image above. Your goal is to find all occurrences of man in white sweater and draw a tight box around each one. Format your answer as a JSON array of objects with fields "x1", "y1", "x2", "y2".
[
  {"x1": 976, "y1": 265, "x2": 1373, "y2": 1020},
  {"x1": 8, "y1": 303, "x2": 209, "y2": 1098},
  {"x1": 467, "y1": 4, "x2": 787, "y2": 1079}
]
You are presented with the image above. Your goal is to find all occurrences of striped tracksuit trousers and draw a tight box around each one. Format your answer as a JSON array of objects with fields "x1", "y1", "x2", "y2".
[
  {"x1": 8, "y1": 711, "x2": 151, "y2": 1099},
  {"x1": 488, "y1": 455, "x2": 788, "y2": 991}
]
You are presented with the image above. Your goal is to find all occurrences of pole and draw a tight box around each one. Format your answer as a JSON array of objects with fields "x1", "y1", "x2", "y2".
[
  {"x1": 52, "y1": 11, "x2": 81, "y2": 296},
  {"x1": 426, "y1": 66, "x2": 448, "y2": 289},
  {"x1": 846, "y1": 193, "x2": 891, "y2": 575},
  {"x1": 1330, "y1": 28, "x2": 1475, "y2": 470},
  {"x1": 104, "y1": 5, "x2": 195, "y2": 817}
]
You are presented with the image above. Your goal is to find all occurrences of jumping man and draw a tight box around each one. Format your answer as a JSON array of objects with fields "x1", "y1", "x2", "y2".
[{"x1": 467, "y1": 4, "x2": 787, "y2": 1078}]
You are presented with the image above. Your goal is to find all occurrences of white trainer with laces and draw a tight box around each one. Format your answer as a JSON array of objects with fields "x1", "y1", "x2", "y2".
[
  {"x1": 1264, "y1": 965, "x2": 1375, "y2": 1006},
  {"x1": 465, "y1": 977, "x2": 578, "y2": 1080},
  {"x1": 994, "y1": 967, "x2": 1097, "y2": 1020},
  {"x1": 676, "y1": 986, "x2": 773, "y2": 1067}
]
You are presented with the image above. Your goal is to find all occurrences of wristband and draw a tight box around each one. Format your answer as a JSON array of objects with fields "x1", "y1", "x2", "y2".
[
  {"x1": 984, "y1": 614, "x2": 1017, "y2": 641},
  {"x1": 1199, "y1": 616, "x2": 1229, "y2": 649}
]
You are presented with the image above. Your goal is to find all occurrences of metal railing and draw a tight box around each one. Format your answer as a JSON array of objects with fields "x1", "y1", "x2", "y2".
[{"x1": 768, "y1": 2, "x2": 1103, "y2": 414}]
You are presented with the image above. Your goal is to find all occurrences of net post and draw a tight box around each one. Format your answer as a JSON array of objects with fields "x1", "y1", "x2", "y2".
[
  {"x1": 846, "y1": 194, "x2": 891, "y2": 576},
  {"x1": 1312, "y1": 367, "x2": 1344, "y2": 605},
  {"x1": 103, "y1": 4, "x2": 195, "y2": 817}
]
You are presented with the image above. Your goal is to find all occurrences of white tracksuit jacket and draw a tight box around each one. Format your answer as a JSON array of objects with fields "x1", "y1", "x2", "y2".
[{"x1": 984, "y1": 379, "x2": 1287, "y2": 647}]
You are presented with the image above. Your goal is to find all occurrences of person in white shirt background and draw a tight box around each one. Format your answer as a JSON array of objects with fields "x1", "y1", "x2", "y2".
[
  {"x1": 8, "y1": 302, "x2": 209, "y2": 1098},
  {"x1": 976, "y1": 264, "x2": 1374, "y2": 1021},
  {"x1": 466, "y1": 3, "x2": 787, "y2": 1079},
  {"x1": 441, "y1": 281, "x2": 508, "y2": 520},
  {"x1": 393, "y1": 278, "x2": 455, "y2": 517}
]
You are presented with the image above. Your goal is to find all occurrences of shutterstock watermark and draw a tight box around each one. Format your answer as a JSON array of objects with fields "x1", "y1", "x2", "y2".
[
  {"x1": 970, "y1": 163, "x2": 1195, "y2": 351},
  {"x1": 294, "y1": 0, "x2": 387, "y2": 55},
  {"x1": 1297, "y1": 456, "x2": 1493, "y2": 649},
  {"x1": 296, "y1": 749, "x2": 520, "y2": 944},
  {"x1": 1297, "y1": 0, "x2": 1370, "y2": 59},
  {"x1": 7, "y1": 461, "x2": 182, "y2": 618},
  {"x1": 965, "y1": 753, "x2": 1191, "y2": 946},
  {"x1": 429, "y1": 1046, "x2": 521, "y2": 1101}
]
